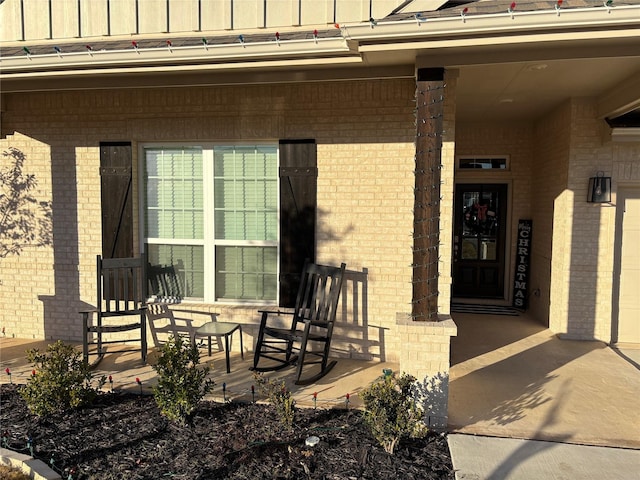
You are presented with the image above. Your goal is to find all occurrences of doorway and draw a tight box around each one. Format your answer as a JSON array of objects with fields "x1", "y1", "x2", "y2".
[{"x1": 453, "y1": 183, "x2": 508, "y2": 298}]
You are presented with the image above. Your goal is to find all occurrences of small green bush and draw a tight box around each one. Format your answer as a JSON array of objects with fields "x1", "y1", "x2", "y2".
[
  {"x1": 20, "y1": 340, "x2": 105, "y2": 416},
  {"x1": 360, "y1": 372, "x2": 428, "y2": 454},
  {"x1": 152, "y1": 335, "x2": 214, "y2": 425},
  {"x1": 253, "y1": 372, "x2": 296, "y2": 430}
]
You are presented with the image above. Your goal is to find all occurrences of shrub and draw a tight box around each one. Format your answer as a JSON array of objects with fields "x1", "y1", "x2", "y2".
[
  {"x1": 20, "y1": 340, "x2": 105, "y2": 416},
  {"x1": 152, "y1": 335, "x2": 214, "y2": 425},
  {"x1": 252, "y1": 372, "x2": 296, "y2": 429},
  {"x1": 360, "y1": 372, "x2": 428, "y2": 454}
]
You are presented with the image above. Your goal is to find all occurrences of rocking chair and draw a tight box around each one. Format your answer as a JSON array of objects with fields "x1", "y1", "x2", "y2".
[
  {"x1": 81, "y1": 255, "x2": 147, "y2": 365},
  {"x1": 252, "y1": 260, "x2": 346, "y2": 385}
]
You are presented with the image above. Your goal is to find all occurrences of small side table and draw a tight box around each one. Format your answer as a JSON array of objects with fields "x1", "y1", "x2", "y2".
[{"x1": 194, "y1": 322, "x2": 244, "y2": 373}]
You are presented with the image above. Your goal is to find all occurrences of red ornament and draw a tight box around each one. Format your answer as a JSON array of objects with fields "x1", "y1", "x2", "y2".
[
  {"x1": 334, "y1": 23, "x2": 340, "y2": 29},
  {"x1": 132, "y1": 41, "x2": 138, "y2": 48},
  {"x1": 5, "y1": 368, "x2": 10, "y2": 375},
  {"x1": 109, "y1": 375, "x2": 113, "y2": 382},
  {"x1": 462, "y1": 7, "x2": 468, "y2": 14},
  {"x1": 32, "y1": 370, "x2": 36, "y2": 376},
  {"x1": 313, "y1": 392, "x2": 318, "y2": 399},
  {"x1": 166, "y1": 40, "x2": 172, "y2": 46},
  {"x1": 510, "y1": 2, "x2": 516, "y2": 10},
  {"x1": 136, "y1": 377, "x2": 141, "y2": 384}
]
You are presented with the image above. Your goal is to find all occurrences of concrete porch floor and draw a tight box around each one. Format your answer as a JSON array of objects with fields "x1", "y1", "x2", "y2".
[{"x1": 449, "y1": 312, "x2": 640, "y2": 449}]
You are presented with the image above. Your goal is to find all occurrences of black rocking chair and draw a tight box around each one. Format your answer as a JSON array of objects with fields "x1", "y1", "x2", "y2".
[
  {"x1": 81, "y1": 255, "x2": 148, "y2": 365},
  {"x1": 252, "y1": 260, "x2": 346, "y2": 385}
]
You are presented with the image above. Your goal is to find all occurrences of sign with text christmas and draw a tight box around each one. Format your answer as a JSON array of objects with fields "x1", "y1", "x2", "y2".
[{"x1": 513, "y1": 219, "x2": 532, "y2": 309}]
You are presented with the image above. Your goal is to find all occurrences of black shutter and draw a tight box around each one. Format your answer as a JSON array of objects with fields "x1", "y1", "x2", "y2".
[
  {"x1": 279, "y1": 139, "x2": 317, "y2": 307},
  {"x1": 100, "y1": 142, "x2": 133, "y2": 259}
]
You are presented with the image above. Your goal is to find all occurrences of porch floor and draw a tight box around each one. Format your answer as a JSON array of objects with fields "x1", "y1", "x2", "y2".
[
  {"x1": 449, "y1": 312, "x2": 640, "y2": 449},
  {"x1": 0, "y1": 337, "x2": 397, "y2": 410}
]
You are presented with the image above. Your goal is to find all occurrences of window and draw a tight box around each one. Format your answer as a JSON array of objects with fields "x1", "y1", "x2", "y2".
[
  {"x1": 457, "y1": 157, "x2": 508, "y2": 170},
  {"x1": 143, "y1": 145, "x2": 278, "y2": 303}
]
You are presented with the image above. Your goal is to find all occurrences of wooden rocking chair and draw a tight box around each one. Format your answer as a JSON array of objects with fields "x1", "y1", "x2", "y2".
[
  {"x1": 81, "y1": 255, "x2": 147, "y2": 365},
  {"x1": 252, "y1": 260, "x2": 346, "y2": 385}
]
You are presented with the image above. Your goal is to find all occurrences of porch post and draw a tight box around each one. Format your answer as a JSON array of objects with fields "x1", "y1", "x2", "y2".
[{"x1": 412, "y1": 68, "x2": 445, "y2": 321}]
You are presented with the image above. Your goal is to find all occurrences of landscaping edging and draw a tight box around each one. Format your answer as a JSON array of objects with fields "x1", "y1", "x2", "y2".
[{"x1": 0, "y1": 447, "x2": 61, "y2": 480}]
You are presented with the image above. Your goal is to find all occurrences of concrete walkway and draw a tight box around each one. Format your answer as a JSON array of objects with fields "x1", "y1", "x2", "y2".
[{"x1": 447, "y1": 434, "x2": 640, "y2": 480}]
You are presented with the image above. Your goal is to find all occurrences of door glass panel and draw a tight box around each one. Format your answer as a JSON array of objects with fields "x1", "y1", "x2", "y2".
[
  {"x1": 461, "y1": 190, "x2": 500, "y2": 258},
  {"x1": 461, "y1": 238, "x2": 478, "y2": 259},
  {"x1": 480, "y1": 238, "x2": 496, "y2": 260}
]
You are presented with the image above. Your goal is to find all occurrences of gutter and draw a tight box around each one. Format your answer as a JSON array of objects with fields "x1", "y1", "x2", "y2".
[
  {"x1": 0, "y1": 37, "x2": 356, "y2": 75},
  {"x1": 341, "y1": 4, "x2": 640, "y2": 43}
]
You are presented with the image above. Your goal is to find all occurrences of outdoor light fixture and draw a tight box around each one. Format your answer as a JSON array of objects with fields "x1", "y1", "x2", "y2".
[{"x1": 587, "y1": 171, "x2": 611, "y2": 203}]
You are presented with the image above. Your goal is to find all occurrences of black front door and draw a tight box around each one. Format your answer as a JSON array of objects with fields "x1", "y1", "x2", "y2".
[{"x1": 453, "y1": 184, "x2": 508, "y2": 298}]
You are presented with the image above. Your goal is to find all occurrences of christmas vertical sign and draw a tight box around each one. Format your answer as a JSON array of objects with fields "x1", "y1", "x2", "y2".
[{"x1": 513, "y1": 219, "x2": 532, "y2": 309}]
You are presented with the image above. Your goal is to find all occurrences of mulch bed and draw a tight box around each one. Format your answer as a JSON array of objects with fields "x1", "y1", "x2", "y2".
[{"x1": 0, "y1": 384, "x2": 455, "y2": 479}]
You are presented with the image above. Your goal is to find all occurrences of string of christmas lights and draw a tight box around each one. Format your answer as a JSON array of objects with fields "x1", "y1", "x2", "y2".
[
  {"x1": 6, "y1": 1, "x2": 627, "y2": 61},
  {"x1": 412, "y1": 77, "x2": 445, "y2": 321},
  {"x1": 12, "y1": 29, "x2": 340, "y2": 60}
]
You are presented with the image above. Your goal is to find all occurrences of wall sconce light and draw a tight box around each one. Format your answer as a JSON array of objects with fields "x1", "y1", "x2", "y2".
[{"x1": 587, "y1": 171, "x2": 611, "y2": 203}]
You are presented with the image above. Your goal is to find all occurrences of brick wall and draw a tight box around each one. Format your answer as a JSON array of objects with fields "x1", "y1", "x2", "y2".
[
  {"x1": 558, "y1": 99, "x2": 617, "y2": 341},
  {"x1": 532, "y1": 101, "x2": 572, "y2": 329},
  {"x1": 0, "y1": 78, "x2": 417, "y2": 361},
  {"x1": 533, "y1": 98, "x2": 635, "y2": 342},
  {"x1": 0, "y1": 134, "x2": 54, "y2": 339}
]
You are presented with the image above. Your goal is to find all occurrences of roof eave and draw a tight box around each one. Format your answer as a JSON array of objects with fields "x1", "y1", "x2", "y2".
[
  {"x1": 0, "y1": 37, "x2": 355, "y2": 77},
  {"x1": 342, "y1": 4, "x2": 640, "y2": 43}
]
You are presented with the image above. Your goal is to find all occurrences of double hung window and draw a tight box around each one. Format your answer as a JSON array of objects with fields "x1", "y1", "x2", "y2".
[{"x1": 143, "y1": 145, "x2": 278, "y2": 303}]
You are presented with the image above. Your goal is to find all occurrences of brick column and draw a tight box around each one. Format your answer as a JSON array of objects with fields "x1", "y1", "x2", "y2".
[{"x1": 397, "y1": 313, "x2": 457, "y2": 429}]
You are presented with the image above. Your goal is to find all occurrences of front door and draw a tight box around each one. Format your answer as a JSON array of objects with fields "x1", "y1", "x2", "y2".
[{"x1": 453, "y1": 184, "x2": 508, "y2": 298}]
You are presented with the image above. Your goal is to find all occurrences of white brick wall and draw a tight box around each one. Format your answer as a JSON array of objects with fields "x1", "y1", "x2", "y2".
[{"x1": 0, "y1": 79, "x2": 418, "y2": 361}]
